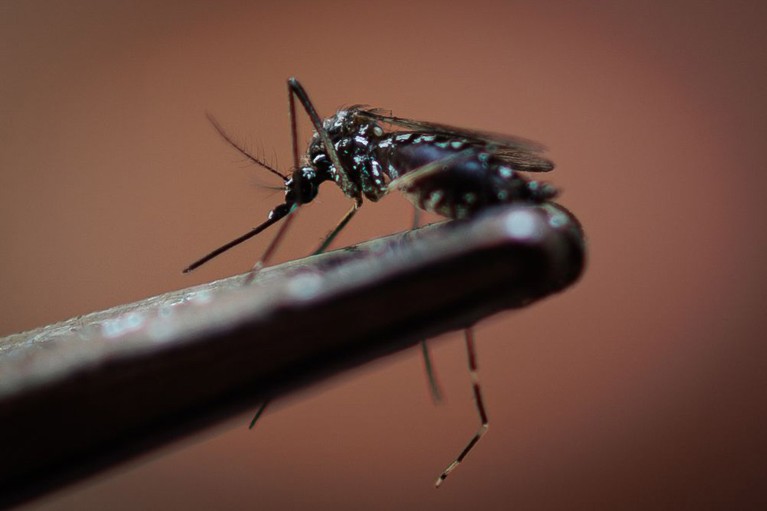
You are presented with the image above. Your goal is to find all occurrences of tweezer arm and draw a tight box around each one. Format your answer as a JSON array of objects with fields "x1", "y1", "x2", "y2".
[{"x1": 0, "y1": 202, "x2": 585, "y2": 509}]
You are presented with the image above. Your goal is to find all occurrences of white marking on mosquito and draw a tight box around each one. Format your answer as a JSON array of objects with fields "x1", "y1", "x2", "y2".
[
  {"x1": 426, "y1": 190, "x2": 444, "y2": 210},
  {"x1": 371, "y1": 160, "x2": 382, "y2": 177}
]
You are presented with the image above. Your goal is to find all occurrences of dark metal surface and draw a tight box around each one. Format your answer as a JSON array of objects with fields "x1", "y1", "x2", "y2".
[{"x1": 0, "y1": 202, "x2": 585, "y2": 509}]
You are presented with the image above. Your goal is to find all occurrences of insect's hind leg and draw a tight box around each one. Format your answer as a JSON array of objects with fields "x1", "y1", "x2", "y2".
[
  {"x1": 421, "y1": 340, "x2": 444, "y2": 404},
  {"x1": 435, "y1": 327, "x2": 488, "y2": 487},
  {"x1": 411, "y1": 206, "x2": 445, "y2": 404},
  {"x1": 387, "y1": 148, "x2": 476, "y2": 193}
]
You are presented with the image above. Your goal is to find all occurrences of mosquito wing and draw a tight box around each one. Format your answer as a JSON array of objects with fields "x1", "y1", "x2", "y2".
[{"x1": 356, "y1": 108, "x2": 554, "y2": 172}]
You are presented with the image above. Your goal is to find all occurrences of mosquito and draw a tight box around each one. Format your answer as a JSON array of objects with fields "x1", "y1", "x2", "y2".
[{"x1": 183, "y1": 78, "x2": 558, "y2": 487}]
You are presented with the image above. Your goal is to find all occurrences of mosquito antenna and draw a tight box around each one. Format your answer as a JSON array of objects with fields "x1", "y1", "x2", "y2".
[
  {"x1": 206, "y1": 112, "x2": 289, "y2": 182},
  {"x1": 183, "y1": 207, "x2": 290, "y2": 273}
]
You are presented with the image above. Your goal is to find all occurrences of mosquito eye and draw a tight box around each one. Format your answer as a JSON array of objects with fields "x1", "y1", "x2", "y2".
[{"x1": 300, "y1": 180, "x2": 317, "y2": 202}]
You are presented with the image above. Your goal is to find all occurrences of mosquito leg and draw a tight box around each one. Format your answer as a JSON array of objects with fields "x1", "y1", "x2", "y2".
[
  {"x1": 312, "y1": 199, "x2": 361, "y2": 255},
  {"x1": 241, "y1": 82, "x2": 311, "y2": 284},
  {"x1": 410, "y1": 206, "x2": 444, "y2": 403},
  {"x1": 287, "y1": 80, "x2": 301, "y2": 172},
  {"x1": 246, "y1": 202, "x2": 352, "y2": 418},
  {"x1": 421, "y1": 340, "x2": 444, "y2": 404},
  {"x1": 248, "y1": 81, "x2": 361, "y2": 420},
  {"x1": 288, "y1": 78, "x2": 357, "y2": 196},
  {"x1": 240, "y1": 208, "x2": 299, "y2": 286},
  {"x1": 244, "y1": 78, "x2": 316, "y2": 283},
  {"x1": 388, "y1": 148, "x2": 475, "y2": 193},
  {"x1": 435, "y1": 327, "x2": 488, "y2": 488},
  {"x1": 249, "y1": 399, "x2": 271, "y2": 429}
]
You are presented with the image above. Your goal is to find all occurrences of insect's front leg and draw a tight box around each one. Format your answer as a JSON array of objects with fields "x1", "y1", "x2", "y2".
[
  {"x1": 248, "y1": 77, "x2": 353, "y2": 271},
  {"x1": 287, "y1": 78, "x2": 356, "y2": 195},
  {"x1": 312, "y1": 197, "x2": 363, "y2": 255}
]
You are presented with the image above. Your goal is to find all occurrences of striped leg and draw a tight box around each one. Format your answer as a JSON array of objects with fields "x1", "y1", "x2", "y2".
[{"x1": 435, "y1": 327, "x2": 489, "y2": 487}]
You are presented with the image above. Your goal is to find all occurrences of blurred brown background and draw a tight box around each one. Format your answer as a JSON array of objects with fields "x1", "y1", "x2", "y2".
[{"x1": 2, "y1": 0, "x2": 766, "y2": 509}]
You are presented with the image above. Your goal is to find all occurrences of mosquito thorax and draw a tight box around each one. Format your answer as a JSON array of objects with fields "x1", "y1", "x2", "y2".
[{"x1": 304, "y1": 108, "x2": 387, "y2": 200}]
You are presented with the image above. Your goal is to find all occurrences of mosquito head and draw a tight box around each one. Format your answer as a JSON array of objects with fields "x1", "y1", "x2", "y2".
[{"x1": 284, "y1": 165, "x2": 331, "y2": 206}]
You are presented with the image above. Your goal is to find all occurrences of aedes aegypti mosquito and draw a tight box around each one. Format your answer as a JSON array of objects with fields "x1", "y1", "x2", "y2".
[{"x1": 184, "y1": 78, "x2": 558, "y2": 487}]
